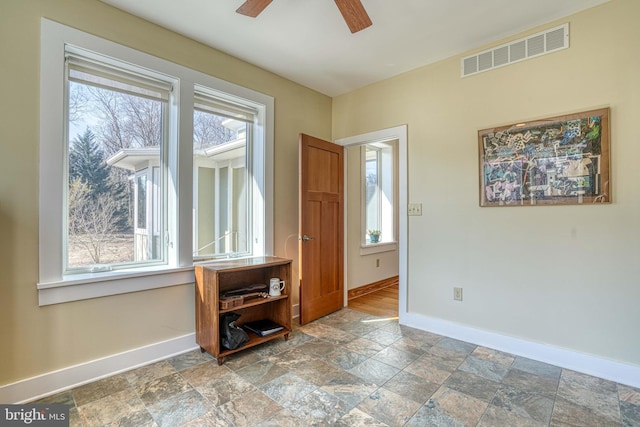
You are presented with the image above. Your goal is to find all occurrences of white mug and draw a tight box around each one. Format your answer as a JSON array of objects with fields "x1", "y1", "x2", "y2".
[{"x1": 269, "y1": 278, "x2": 285, "y2": 296}]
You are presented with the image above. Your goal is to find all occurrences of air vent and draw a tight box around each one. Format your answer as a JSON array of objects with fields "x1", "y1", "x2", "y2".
[{"x1": 461, "y1": 23, "x2": 569, "y2": 77}]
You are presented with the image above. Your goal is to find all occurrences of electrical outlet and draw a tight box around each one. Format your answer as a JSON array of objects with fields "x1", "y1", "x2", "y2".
[
  {"x1": 453, "y1": 287, "x2": 463, "y2": 301},
  {"x1": 408, "y1": 203, "x2": 423, "y2": 216}
]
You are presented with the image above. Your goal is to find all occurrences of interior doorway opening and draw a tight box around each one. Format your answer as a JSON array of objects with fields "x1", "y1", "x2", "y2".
[{"x1": 335, "y1": 125, "x2": 408, "y2": 322}]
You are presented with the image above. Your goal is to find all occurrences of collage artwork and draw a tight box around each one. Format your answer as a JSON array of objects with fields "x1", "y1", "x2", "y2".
[{"x1": 478, "y1": 108, "x2": 610, "y2": 206}]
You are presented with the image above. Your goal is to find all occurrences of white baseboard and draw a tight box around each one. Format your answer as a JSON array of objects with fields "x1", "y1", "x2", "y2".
[
  {"x1": 400, "y1": 311, "x2": 640, "y2": 389},
  {"x1": 0, "y1": 333, "x2": 198, "y2": 404}
]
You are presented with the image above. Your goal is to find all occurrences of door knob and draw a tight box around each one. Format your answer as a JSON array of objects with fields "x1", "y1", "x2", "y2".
[{"x1": 301, "y1": 235, "x2": 314, "y2": 242}]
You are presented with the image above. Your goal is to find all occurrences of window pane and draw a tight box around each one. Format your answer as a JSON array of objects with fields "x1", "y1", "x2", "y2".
[
  {"x1": 363, "y1": 142, "x2": 396, "y2": 245},
  {"x1": 193, "y1": 105, "x2": 250, "y2": 259},
  {"x1": 365, "y1": 148, "x2": 380, "y2": 237},
  {"x1": 66, "y1": 76, "x2": 165, "y2": 272},
  {"x1": 136, "y1": 173, "x2": 147, "y2": 229}
]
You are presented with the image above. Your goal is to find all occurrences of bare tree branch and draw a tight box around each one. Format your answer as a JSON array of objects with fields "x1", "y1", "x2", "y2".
[{"x1": 68, "y1": 178, "x2": 121, "y2": 264}]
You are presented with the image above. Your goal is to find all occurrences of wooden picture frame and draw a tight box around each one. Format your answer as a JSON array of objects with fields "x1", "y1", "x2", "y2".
[{"x1": 478, "y1": 108, "x2": 610, "y2": 207}]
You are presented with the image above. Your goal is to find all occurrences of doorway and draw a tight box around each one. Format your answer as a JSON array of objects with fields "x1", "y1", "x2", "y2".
[{"x1": 335, "y1": 125, "x2": 408, "y2": 321}]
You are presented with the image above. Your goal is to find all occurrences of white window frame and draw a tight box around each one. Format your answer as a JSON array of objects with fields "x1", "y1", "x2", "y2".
[
  {"x1": 38, "y1": 19, "x2": 274, "y2": 306},
  {"x1": 192, "y1": 86, "x2": 254, "y2": 260},
  {"x1": 364, "y1": 146, "x2": 382, "y2": 237},
  {"x1": 360, "y1": 140, "x2": 398, "y2": 255}
]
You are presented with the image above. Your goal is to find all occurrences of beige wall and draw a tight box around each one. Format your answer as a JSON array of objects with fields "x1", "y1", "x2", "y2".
[
  {"x1": 345, "y1": 145, "x2": 399, "y2": 290},
  {"x1": 0, "y1": 0, "x2": 331, "y2": 386},
  {"x1": 334, "y1": 0, "x2": 640, "y2": 366}
]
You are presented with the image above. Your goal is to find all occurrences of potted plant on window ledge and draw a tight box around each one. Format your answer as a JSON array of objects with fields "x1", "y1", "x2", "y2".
[{"x1": 368, "y1": 230, "x2": 381, "y2": 243}]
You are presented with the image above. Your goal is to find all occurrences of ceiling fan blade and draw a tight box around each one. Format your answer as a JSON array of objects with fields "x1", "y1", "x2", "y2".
[
  {"x1": 236, "y1": 0, "x2": 273, "y2": 17},
  {"x1": 334, "y1": 0, "x2": 372, "y2": 33}
]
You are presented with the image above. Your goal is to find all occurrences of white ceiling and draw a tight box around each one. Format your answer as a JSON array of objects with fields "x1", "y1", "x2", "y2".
[{"x1": 100, "y1": 0, "x2": 609, "y2": 97}]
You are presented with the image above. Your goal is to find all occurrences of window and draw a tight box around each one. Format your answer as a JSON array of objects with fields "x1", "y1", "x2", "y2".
[
  {"x1": 365, "y1": 146, "x2": 382, "y2": 238},
  {"x1": 65, "y1": 47, "x2": 170, "y2": 273},
  {"x1": 38, "y1": 19, "x2": 273, "y2": 305},
  {"x1": 193, "y1": 88, "x2": 255, "y2": 259},
  {"x1": 361, "y1": 140, "x2": 397, "y2": 250}
]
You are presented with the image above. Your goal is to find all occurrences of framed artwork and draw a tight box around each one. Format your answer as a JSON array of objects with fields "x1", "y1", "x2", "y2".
[{"x1": 478, "y1": 108, "x2": 610, "y2": 207}]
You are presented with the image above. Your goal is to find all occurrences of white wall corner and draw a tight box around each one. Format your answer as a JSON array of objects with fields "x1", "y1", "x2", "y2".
[{"x1": 400, "y1": 311, "x2": 640, "y2": 389}]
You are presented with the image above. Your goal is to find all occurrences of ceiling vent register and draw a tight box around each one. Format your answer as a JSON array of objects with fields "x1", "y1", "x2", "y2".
[{"x1": 461, "y1": 23, "x2": 569, "y2": 77}]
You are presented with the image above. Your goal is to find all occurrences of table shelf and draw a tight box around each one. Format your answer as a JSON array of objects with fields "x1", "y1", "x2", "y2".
[{"x1": 195, "y1": 257, "x2": 292, "y2": 365}]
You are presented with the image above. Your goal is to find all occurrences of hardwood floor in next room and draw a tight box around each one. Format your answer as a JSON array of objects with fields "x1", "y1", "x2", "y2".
[{"x1": 348, "y1": 282, "x2": 399, "y2": 319}]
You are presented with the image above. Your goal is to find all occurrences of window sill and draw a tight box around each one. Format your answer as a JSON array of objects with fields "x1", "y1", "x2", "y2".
[
  {"x1": 359, "y1": 241, "x2": 398, "y2": 256},
  {"x1": 37, "y1": 266, "x2": 196, "y2": 306}
]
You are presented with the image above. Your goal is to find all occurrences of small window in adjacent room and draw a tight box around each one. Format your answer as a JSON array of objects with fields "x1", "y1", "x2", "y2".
[{"x1": 361, "y1": 140, "x2": 397, "y2": 249}]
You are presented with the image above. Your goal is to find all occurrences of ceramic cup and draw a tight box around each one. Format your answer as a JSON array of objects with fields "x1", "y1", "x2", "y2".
[{"x1": 269, "y1": 278, "x2": 285, "y2": 297}]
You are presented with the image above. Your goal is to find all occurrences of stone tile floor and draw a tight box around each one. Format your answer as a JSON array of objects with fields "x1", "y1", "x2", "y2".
[{"x1": 33, "y1": 308, "x2": 640, "y2": 426}]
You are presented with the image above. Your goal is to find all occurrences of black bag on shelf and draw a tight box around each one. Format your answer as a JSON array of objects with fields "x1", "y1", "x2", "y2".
[{"x1": 220, "y1": 312, "x2": 248, "y2": 350}]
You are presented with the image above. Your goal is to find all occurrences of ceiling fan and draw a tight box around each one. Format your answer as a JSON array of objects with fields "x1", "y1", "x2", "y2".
[{"x1": 236, "y1": 0, "x2": 372, "y2": 33}]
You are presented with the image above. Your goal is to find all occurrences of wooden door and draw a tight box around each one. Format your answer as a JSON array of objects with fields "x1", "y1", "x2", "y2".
[{"x1": 299, "y1": 133, "x2": 344, "y2": 324}]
